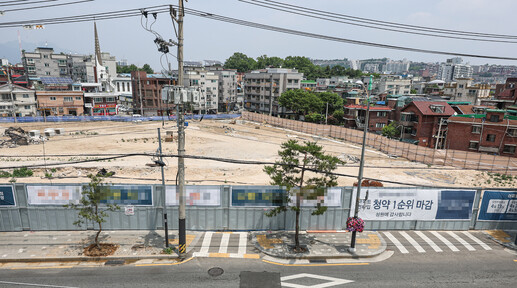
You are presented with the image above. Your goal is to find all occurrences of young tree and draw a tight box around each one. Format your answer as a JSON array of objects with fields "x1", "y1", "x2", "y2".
[
  {"x1": 382, "y1": 122, "x2": 401, "y2": 139},
  {"x1": 65, "y1": 173, "x2": 119, "y2": 249},
  {"x1": 264, "y1": 140, "x2": 343, "y2": 251}
]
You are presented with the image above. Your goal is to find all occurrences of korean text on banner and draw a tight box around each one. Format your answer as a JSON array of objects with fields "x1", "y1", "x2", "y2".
[
  {"x1": 166, "y1": 185, "x2": 220, "y2": 206},
  {"x1": 0, "y1": 185, "x2": 15, "y2": 206},
  {"x1": 350, "y1": 188, "x2": 475, "y2": 220},
  {"x1": 26, "y1": 185, "x2": 82, "y2": 205},
  {"x1": 478, "y1": 191, "x2": 517, "y2": 221}
]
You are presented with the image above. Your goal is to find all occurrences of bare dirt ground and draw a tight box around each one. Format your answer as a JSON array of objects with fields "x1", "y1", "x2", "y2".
[{"x1": 0, "y1": 118, "x2": 515, "y2": 188}]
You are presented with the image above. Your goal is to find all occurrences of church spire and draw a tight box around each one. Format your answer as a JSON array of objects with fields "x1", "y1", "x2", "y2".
[{"x1": 94, "y1": 21, "x2": 103, "y2": 66}]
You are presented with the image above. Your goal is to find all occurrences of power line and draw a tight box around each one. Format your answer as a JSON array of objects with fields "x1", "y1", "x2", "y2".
[
  {"x1": 239, "y1": 0, "x2": 517, "y2": 44},
  {"x1": 245, "y1": 0, "x2": 517, "y2": 40},
  {"x1": 0, "y1": 0, "x2": 58, "y2": 8},
  {"x1": 2, "y1": 0, "x2": 94, "y2": 13}
]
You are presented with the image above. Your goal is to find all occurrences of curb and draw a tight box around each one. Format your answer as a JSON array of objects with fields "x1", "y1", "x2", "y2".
[{"x1": 0, "y1": 255, "x2": 183, "y2": 264}]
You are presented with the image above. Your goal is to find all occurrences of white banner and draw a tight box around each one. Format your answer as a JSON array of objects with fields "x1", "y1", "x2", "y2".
[
  {"x1": 290, "y1": 187, "x2": 341, "y2": 207},
  {"x1": 27, "y1": 185, "x2": 82, "y2": 205},
  {"x1": 166, "y1": 185, "x2": 220, "y2": 206},
  {"x1": 350, "y1": 188, "x2": 440, "y2": 220}
]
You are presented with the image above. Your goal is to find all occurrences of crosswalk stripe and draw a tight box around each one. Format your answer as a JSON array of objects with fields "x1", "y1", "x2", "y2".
[
  {"x1": 218, "y1": 233, "x2": 230, "y2": 254},
  {"x1": 199, "y1": 231, "x2": 213, "y2": 254},
  {"x1": 431, "y1": 231, "x2": 459, "y2": 252},
  {"x1": 415, "y1": 231, "x2": 442, "y2": 252},
  {"x1": 383, "y1": 232, "x2": 409, "y2": 254},
  {"x1": 399, "y1": 231, "x2": 425, "y2": 253},
  {"x1": 447, "y1": 232, "x2": 475, "y2": 251},
  {"x1": 237, "y1": 232, "x2": 247, "y2": 255},
  {"x1": 461, "y1": 232, "x2": 492, "y2": 250}
]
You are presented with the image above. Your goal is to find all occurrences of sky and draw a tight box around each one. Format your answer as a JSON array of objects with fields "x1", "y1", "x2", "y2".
[{"x1": 1, "y1": 0, "x2": 517, "y2": 72}]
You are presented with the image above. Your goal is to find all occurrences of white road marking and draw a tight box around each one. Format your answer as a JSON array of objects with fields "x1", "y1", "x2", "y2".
[
  {"x1": 199, "y1": 232, "x2": 213, "y2": 254},
  {"x1": 218, "y1": 233, "x2": 230, "y2": 254},
  {"x1": 237, "y1": 232, "x2": 247, "y2": 255},
  {"x1": 415, "y1": 231, "x2": 442, "y2": 252},
  {"x1": 399, "y1": 231, "x2": 425, "y2": 253},
  {"x1": 461, "y1": 232, "x2": 492, "y2": 250},
  {"x1": 447, "y1": 231, "x2": 475, "y2": 251},
  {"x1": 383, "y1": 232, "x2": 408, "y2": 254},
  {"x1": 0, "y1": 281, "x2": 78, "y2": 288},
  {"x1": 281, "y1": 273, "x2": 354, "y2": 288},
  {"x1": 431, "y1": 231, "x2": 459, "y2": 252}
]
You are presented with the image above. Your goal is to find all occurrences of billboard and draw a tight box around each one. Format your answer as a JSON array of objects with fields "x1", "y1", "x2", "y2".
[
  {"x1": 478, "y1": 191, "x2": 517, "y2": 221},
  {"x1": 350, "y1": 188, "x2": 476, "y2": 220},
  {"x1": 0, "y1": 185, "x2": 15, "y2": 206},
  {"x1": 26, "y1": 185, "x2": 82, "y2": 205},
  {"x1": 166, "y1": 185, "x2": 220, "y2": 206}
]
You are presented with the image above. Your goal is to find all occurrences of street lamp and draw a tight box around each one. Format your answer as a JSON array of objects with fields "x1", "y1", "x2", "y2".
[{"x1": 349, "y1": 75, "x2": 373, "y2": 253}]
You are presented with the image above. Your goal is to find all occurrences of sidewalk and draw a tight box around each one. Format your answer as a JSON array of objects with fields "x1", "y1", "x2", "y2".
[
  {"x1": 0, "y1": 230, "x2": 203, "y2": 263},
  {"x1": 484, "y1": 230, "x2": 517, "y2": 251},
  {"x1": 251, "y1": 230, "x2": 386, "y2": 259}
]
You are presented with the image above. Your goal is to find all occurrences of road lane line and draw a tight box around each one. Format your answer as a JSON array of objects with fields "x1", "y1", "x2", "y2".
[
  {"x1": 219, "y1": 233, "x2": 230, "y2": 254},
  {"x1": 383, "y1": 232, "x2": 408, "y2": 254},
  {"x1": 415, "y1": 231, "x2": 442, "y2": 252},
  {"x1": 461, "y1": 232, "x2": 492, "y2": 250},
  {"x1": 431, "y1": 231, "x2": 459, "y2": 252},
  {"x1": 400, "y1": 231, "x2": 425, "y2": 253},
  {"x1": 447, "y1": 232, "x2": 475, "y2": 251},
  {"x1": 237, "y1": 232, "x2": 247, "y2": 255},
  {"x1": 199, "y1": 232, "x2": 213, "y2": 254},
  {"x1": 0, "y1": 281, "x2": 77, "y2": 288}
]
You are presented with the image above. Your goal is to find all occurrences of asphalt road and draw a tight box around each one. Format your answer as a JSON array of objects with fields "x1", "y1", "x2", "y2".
[{"x1": 0, "y1": 246, "x2": 515, "y2": 288}]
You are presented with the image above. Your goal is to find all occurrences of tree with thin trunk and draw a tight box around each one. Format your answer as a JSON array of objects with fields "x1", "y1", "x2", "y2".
[
  {"x1": 65, "y1": 173, "x2": 119, "y2": 249},
  {"x1": 263, "y1": 140, "x2": 343, "y2": 251}
]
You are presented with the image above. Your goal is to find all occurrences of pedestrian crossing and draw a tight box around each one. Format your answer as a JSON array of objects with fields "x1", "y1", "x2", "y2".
[
  {"x1": 383, "y1": 231, "x2": 493, "y2": 254},
  {"x1": 192, "y1": 232, "x2": 259, "y2": 259}
]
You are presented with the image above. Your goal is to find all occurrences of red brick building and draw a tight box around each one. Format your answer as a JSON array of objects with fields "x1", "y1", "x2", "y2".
[
  {"x1": 131, "y1": 71, "x2": 176, "y2": 116},
  {"x1": 481, "y1": 78, "x2": 517, "y2": 109},
  {"x1": 447, "y1": 109, "x2": 517, "y2": 156},
  {"x1": 343, "y1": 104, "x2": 392, "y2": 133},
  {"x1": 400, "y1": 101, "x2": 455, "y2": 148}
]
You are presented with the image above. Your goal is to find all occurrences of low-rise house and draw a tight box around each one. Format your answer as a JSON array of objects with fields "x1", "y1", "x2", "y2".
[
  {"x1": 447, "y1": 109, "x2": 517, "y2": 156},
  {"x1": 36, "y1": 90, "x2": 84, "y2": 116},
  {"x1": 399, "y1": 101, "x2": 455, "y2": 148},
  {"x1": 0, "y1": 84, "x2": 37, "y2": 117},
  {"x1": 343, "y1": 104, "x2": 392, "y2": 133}
]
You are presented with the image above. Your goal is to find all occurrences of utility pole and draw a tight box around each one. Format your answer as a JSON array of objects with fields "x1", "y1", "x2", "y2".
[
  {"x1": 138, "y1": 72, "x2": 143, "y2": 115},
  {"x1": 175, "y1": 0, "x2": 186, "y2": 259},
  {"x1": 350, "y1": 75, "x2": 373, "y2": 253},
  {"x1": 325, "y1": 102, "x2": 329, "y2": 125},
  {"x1": 157, "y1": 128, "x2": 169, "y2": 248}
]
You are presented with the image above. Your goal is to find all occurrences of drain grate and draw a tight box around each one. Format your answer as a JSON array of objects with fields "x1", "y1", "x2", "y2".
[
  {"x1": 309, "y1": 259, "x2": 327, "y2": 263},
  {"x1": 104, "y1": 259, "x2": 125, "y2": 266},
  {"x1": 208, "y1": 267, "x2": 224, "y2": 277}
]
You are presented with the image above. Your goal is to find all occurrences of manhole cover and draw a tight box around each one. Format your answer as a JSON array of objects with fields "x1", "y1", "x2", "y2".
[{"x1": 208, "y1": 267, "x2": 224, "y2": 277}]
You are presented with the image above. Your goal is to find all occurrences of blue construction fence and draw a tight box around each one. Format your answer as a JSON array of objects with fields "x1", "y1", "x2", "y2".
[
  {"x1": 0, "y1": 113, "x2": 241, "y2": 123},
  {"x1": 0, "y1": 184, "x2": 516, "y2": 231}
]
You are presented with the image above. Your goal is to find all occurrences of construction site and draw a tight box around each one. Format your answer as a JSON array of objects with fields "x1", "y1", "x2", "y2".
[{"x1": 0, "y1": 115, "x2": 515, "y2": 188}]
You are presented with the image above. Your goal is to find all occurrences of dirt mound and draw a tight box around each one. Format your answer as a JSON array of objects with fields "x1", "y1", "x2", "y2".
[{"x1": 83, "y1": 243, "x2": 119, "y2": 257}]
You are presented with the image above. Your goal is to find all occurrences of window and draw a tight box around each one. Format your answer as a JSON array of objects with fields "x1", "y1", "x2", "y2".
[
  {"x1": 58, "y1": 59, "x2": 66, "y2": 66},
  {"x1": 94, "y1": 97, "x2": 103, "y2": 102},
  {"x1": 376, "y1": 123, "x2": 386, "y2": 128},
  {"x1": 50, "y1": 97, "x2": 56, "y2": 100},
  {"x1": 376, "y1": 111, "x2": 387, "y2": 117},
  {"x1": 508, "y1": 128, "x2": 517, "y2": 137},
  {"x1": 211, "y1": 80, "x2": 217, "y2": 83},
  {"x1": 469, "y1": 141, "x2": 479, "y2": 150},
  {"x1": 472, "y1": 125, "x2": 481, "y2": 134},
  {"x1": 486, "y1": 134, "x2": 496, "y2": 142},
  {"x1": 459, "y1": 84, "x2": 464, "y2": 88},
  {"x1": 27, "y1": 67, "x2": 35, "y2": 74},
  {"x1": 43, "y1": 55, "x2": 49, "y2": 59},
  {"x1": 45, "y1": 72, "x2": 50, "y2": 75},
  {"x1": 490, "y1": 115, "x2": 500, "y2": 122},
  {"x1": 430, "y1": 105, "x2": 444, "y2": 113},
  {"x1": 75, "y1": 97, "x2": 81, "y2": 100},
  {"x1": 106, "y1": 97, "x2": 115, "y2": 102},
  {"x1": 117, "y1": 83, "x2": 120, "y2": 92},
  {"x1": 27, "y1": 58, "x2": 34, "y2": 64},
  {"x1": 503, "y1": 145, "x2": 516, "y2": 154},
  {"x1": 64, "y1": 97, "x2": 73, "y2": 102},
  {"x1": 24, "y1": 105, "x2": 30, "y2": 110},
  {"x1": 22, "y1": 94, "x2": 29, "y2": 98},
  {"x1": 44, "y1": 63, "x2": 49, "y2": 67}
]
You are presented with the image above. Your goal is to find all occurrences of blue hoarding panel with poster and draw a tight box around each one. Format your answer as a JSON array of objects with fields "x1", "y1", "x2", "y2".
[
  {"x1": 0, "y1": 186, "x2": 15, "y2": 206},
  {"x1": 478, "y1": 191, "x2": 517, "y2": 221}
]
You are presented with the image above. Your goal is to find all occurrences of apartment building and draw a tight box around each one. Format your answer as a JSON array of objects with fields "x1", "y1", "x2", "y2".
[
  {"x1": 131, "y1": 71, "x2": 175, "y2": 116},
  {"x1": 0, "y1": 84, "x2": 37, "y2": 117},
  {"x1": 437, "y1": 59, "x2": 473, "y2": 81},
  {"x1": 447, "y1": 110, "x2": 517, "y2": 156},
  {"x1": 183, "y1": 69, "x2": 219, "y2": 114},
  {"x1": 443, "y1": 78, "x2": 490, "y2": 104},
  {"x1": 376, "y1": 75, "x2": 412, "y2": 95},
  {"x1": 209, "y1": 68, "x2": 237, "y2": 112},
  {"x1": 22, "y1": 47, "x2": 69, "y2": 78},
  {"x1": 244, "y1": 68, "x2": 303, "y2": 116}
]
